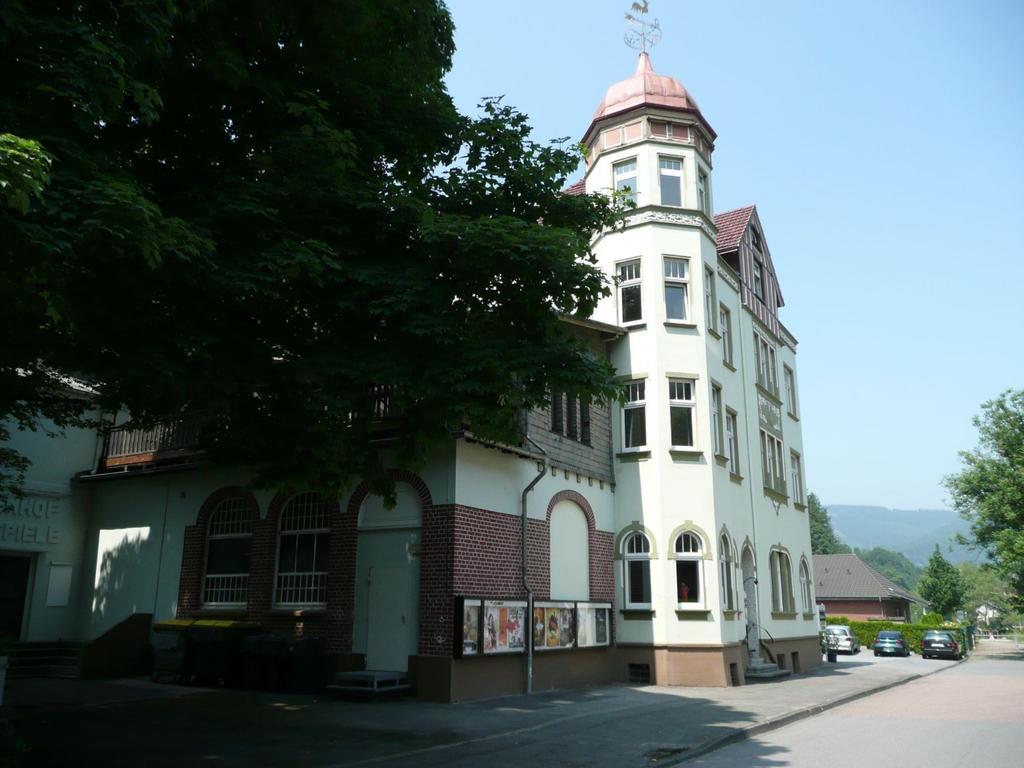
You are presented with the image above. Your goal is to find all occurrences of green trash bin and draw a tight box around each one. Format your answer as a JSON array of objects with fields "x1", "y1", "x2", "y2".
[
  {"x1": 150, "y1": 619, "x2": 195, "y2": 683},
  {"x1": 186, "y1": 620, "x2": 259, "y2": 687}
]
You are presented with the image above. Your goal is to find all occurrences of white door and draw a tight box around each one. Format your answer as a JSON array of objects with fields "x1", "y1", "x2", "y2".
[{"x1": 365, "y1": 565, "x2": 414, "y2": 671}]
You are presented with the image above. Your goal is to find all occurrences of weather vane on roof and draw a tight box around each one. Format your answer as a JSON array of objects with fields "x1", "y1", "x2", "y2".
[{"x1": 624, "y1": 1, "x2": 661, "y2": 53}]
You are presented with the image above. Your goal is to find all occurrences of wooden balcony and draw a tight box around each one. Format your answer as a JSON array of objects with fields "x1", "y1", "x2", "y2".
[{"x1": 100, "y1": 418, "x2": 202, "y2": 470}]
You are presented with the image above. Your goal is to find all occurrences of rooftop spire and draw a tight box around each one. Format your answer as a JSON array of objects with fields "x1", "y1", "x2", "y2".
[{"x1": 624, "y1": 2, "x2": 662, "y2": 54}]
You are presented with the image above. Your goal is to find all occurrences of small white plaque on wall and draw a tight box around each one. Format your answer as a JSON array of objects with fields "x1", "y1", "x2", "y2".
[{"x1": 46, "y1": 563, "x2": 73, "y2": 607}]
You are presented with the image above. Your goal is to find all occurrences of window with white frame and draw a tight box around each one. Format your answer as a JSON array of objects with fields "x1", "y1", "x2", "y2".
[
  {"x1": 752, "y1": 259, "x2": 765, "y2": 300},
  {"x1": 760, "y1": 429, "x2": 786, "y2": 495},
  {"x1": 753, "y1": 331, "x2": 779, "y2": 395},
  {"x1": 622, "y1": 380, "x2": 647, "y2": 450},
  {"x1": 618, "y1": 259, "x2": 643, "y2": 324},
  {"x1": 711, "y1": 384, "x2": 725, "y2": 457},
  {"x1": 623, "y1": 531, "x2": 652, "y2": 609},
  {"x1": 726, "y1": 410, "x2": 740, "y2": 474},
  {"x1": 650, "y1": 120, "x2": 688, "y2": 141},
  {"x1": 668, "y1": 378, "x2": 696, "y2": 449},
  {"x1": 799, "y1": 559, "x2": 812, "y2": 614},
  {"x1": 275, "y1": 492, "x2": 329, "y2": 606},
  {"x1": 663, "y1": 257, "x2": 689, "y2": 322},
  {"x1": 703, "y1": 268, "x2": 718, "y2": 332},
  {"x1": 203, "y1": 497, "x2": 257, "y2": 607},
  {"x1": 697, "y1": 169, "x2": 710, "y2": 214},
  {"x1": 658, "y1": 157, "x2": 682, "y2": 207},
  {"x1": 719, "y1": 534, "x2": 736, "y2": 611},
  {"x1": 790, "y1": 451, "x2": 805, "y2": 506},
  {"x1": 784, "y1": 365, "x2": 798, "y2": 417},
  {"x1": 720, "y1": 305, "x2": 733, "y2": 365},
  {"x1": 769, "y1": 550, "x2": 795, "y2": 613},
  {"x1": 674, "y1": 532, "x2": 703, "y2": 605},
  {"x1": 613, "y1": 159, "x2": 638, "y2": 204}
]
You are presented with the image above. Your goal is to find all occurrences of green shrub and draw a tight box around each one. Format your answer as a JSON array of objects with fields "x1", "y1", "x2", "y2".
[{"x1": 921, "y1": 613, "x2": 945, "y2": 626}]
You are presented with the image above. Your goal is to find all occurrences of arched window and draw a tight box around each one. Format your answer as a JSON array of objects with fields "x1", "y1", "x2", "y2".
[
  {"x1": 623, "y1": 532, "x2": 651, "y2": 609},
  {"x1": 203, "y1": 496, "x2": 257, "y2": 607},
  {"x1": 274, "y1": 492, "x2": 330, "y2": 607},
  {"x1": 719, "y1": 534, "x2": 736, "y2": 611},
  {"x1": 769, "y1": 549, "x2": 795, "y2": 614},
  {"x1": 674, "y1": 532, "x2": 703, "y2": 605},
  {"x1": 799, "y1": 558, "x2": 812, "y2": 614}
]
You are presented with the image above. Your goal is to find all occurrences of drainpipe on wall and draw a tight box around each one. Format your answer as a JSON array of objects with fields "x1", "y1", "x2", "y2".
[{"x1": 521, "y1": 434, "x2": 547, "y2": 696}]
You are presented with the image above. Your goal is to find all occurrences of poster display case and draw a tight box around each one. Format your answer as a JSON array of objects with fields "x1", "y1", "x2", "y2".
[
  {"x1": 533, "y1": 601, "x2": 575, "y2": 650},
  {"x1": 455, "y1": 597, "x2": 612, "y2": 657},
  {"x1": 482, "y1": 600, "x2": 527, "y2": 654},
  {"x1": 576, "y1": 602, "x2": 612, "y2": 647}
]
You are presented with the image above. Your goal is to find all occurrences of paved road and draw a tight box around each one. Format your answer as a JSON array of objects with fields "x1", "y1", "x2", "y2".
[
  {"x1": 5, "y1": 647, "x2": 959, "y2": 768},
  {"x1": 691, "y1": 640, "x2": 1024, "y2": 767}
]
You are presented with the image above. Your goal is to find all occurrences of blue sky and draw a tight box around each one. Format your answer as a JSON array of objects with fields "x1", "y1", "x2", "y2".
[{"x1": 443, "y1": 0, "x2": 1024, "y2": 511}]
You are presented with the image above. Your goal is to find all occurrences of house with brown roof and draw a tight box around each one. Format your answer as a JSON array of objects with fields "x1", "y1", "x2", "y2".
[{"x1": 812, "y1": 554, "x2": 927, "y2": 622}]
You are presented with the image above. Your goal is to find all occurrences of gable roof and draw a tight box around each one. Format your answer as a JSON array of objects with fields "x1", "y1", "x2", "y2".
[
  {"x1": 812, "y1": 554, "x2": 926, "y2": 605},
  {"x1": 713, "y1": 205, "x2": 755, "y2": 252},
  {"x1": 563, "y1": 178, "x2": 586, "y2": 196}
]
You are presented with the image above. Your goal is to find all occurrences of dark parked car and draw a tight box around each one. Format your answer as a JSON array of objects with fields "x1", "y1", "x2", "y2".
[
  {"x1": 872, "y1": 630, "x2": 909, "y2": 657},
  {"x1": 921, "y1": 630, "x2": 963, "y2": 660}
]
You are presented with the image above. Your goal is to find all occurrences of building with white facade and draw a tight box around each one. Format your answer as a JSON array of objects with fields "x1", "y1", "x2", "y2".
[
  {"x1": 573, "y1": 52, "x2": 817, "y2": 684},
  {"x1": 0, "y1": 53, "x2": 817, "y2": 699}
]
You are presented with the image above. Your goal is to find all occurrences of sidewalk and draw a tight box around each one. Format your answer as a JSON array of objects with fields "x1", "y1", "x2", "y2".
[{"x1": 3, "y1": 653, "x2": 964, "y2": 768}]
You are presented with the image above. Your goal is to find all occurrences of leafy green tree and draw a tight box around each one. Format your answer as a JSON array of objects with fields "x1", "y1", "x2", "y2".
[
  {"x1": 957, "y1": 562, "x2": 1010, "y2": 618},
  {"x1": 856, "y1": 546, "x2": 923, "y2": 592},
  {"x1": 0, "y1": 1, "x2": 621, "y2": 497},
  {"x1": 808, "y1": 493, "x2": 851, "y2": 554},
  {"x1": 919, "y1": 545, "x2": 967, "y2": 618},
  {"x1": 945, "y1": 390, "x2": 1024, "y2": 612}
]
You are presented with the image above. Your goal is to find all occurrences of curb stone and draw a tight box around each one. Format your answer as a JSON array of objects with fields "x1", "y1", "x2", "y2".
[{"x1": 661, "y1": 655, "x2": 968, "y2": 766}]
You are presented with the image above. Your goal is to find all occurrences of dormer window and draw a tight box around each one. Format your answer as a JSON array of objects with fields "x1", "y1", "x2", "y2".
[
  {"x1": 613, "y1": 159, "x2": 638, "y2": 205},
  {"x1": 658, "y1": 157, "x2": 682, "y2": 207},
  {"x1": 752, "y1": 259, "x2": 765, "y2": 300}
]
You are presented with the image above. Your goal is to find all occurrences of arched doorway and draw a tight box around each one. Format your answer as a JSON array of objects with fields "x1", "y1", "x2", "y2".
[{"x1": 741, "y1": 544, "x2": 759, "y2": 659}]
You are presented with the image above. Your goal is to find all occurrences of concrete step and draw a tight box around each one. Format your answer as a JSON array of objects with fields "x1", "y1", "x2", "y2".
[
  {"x1": 745, "y1": 661, "x2": 792, "y2": 682},
  {"x1": 7, "y1": 642, "x2": 83, "y2": 679},
  {"x1": 326, "y1": 670, "x2": 413, "y2": 700}
]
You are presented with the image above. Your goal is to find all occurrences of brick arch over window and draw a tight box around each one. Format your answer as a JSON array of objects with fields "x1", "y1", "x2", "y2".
[
  {"x1": 345, "y1": 469, "x2": 434, "y2": 515},
  {"x1": 544, "y1": 490, "x2": 614, "y2": 604},
  {"x1": 545, "y1": 490, "x2": 596, "y2": 532},
  {"x1": 177, "y1": 487, "x2": 260, "y2": 616}
]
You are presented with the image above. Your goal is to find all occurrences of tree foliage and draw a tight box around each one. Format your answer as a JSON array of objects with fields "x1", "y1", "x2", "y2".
[
  {"x1": 919, "y1": 545, "x2": 967, "y2": 618},
  {"x1": 0, "y1": 1, "x2": 622, "y2": 497},
  {"x1": 944, "y1": 389, "x2": 1024, "y2": 612},
  {"x1": 808, "y1": 492, "x2": 850, "y2": 555},
  {"x1": 856, "y1": 546, "x2": 923, "y2": 592}
]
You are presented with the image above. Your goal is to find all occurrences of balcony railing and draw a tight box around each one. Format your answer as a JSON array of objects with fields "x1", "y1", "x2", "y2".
[{"x1": 101, "y1": 417, "x2": 202, "y2": 469}]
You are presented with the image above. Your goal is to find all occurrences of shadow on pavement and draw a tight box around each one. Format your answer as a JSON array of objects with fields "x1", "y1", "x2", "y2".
[{"x1": 3, "y1": 682, "x2": 796, "y2": 768}]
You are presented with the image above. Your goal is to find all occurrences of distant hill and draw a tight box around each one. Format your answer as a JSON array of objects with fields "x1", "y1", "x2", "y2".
[{"x1": 825, "y1": 505, "x2": 982, "y2": 566}]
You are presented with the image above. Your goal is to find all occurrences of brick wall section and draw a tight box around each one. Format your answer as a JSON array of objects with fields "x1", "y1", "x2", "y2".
[
  {"x1": 177, "y1": 478, "x2": 615, "y2": 663},
  {"x1": 418, "y1": 503, "x2": 455, "y2": 657},
  {"x1": 176, "y1": 486, "x2": 260, "y2": 616},
  {"x1": 177, "y1": 488, "x2": 345, "y2": 644}
]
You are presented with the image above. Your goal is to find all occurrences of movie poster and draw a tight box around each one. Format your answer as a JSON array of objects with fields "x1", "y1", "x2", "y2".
[
  {"x1": 535, "y1": 602, "x2": 575, "y2": 650},
  {"x1": 462, "y1": 600, "x2": 481, "y2": 655},
  {"x1": 576, "y1": 603, "x2": 611, "y2": 648},
  {"x1": 482, "y1": 600, "x2": 526, "y2": 654}
]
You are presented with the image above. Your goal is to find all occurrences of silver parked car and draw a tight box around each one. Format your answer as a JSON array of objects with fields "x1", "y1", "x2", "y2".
[{"x1": 824, "y1": 625, "x2": 861, "y2": 654}]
